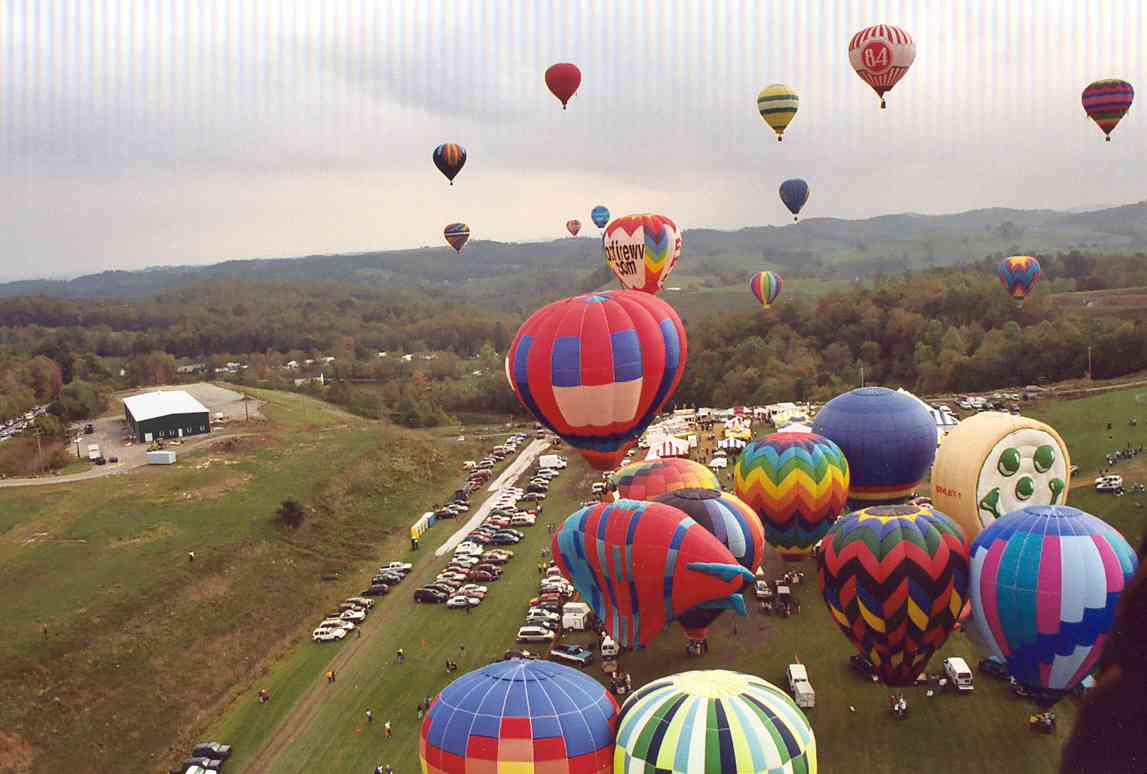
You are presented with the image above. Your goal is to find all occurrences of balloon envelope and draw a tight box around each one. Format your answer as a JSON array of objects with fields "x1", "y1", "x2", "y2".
[
  {"x1": 749, "y1": 271, "x2": 783, "y2": 308},
  {"x1": 603, "y1": 214, "x2": 683, "y2": 294},
  {"x1": 552, "y1": 500, "x2": 755, "y2": 650},
  {"x1": 615, "y1": 670, "x2": 817, "y2": 774},
  {"x1": 931, "y1": 412, "x2": 1070, "y2": 544},
  {"x1": 507, "y1": 290, "x2": 687, "y2": 471},
  {"x1": 545, "y1": 63, "x2": 582, "y2": 109},
  {"x1": 420, "y1": 659, "x2": 618, "y2": 774},
  {"x1": 998, "y1": 256, "x2": 1041, "y2": 301},
  {"x1": 443, "y1": 223, "x2": 470, "y2": 253},
  {"x1": 969, "y1": 505, "x2": 1137, "y2": 706},
  {"x1": 591, "y1": 205, "x2": 610, "y2": 229},
  {"x1": 779, "y1": 179, "x2": 809, "y2": 220},
  {"x1": 611, "y1": 458, "x2": 720, "y2": 500},
  {"x1": 735, "y1": 432, "x2": 850, "y2": 560},
  {"x1": 433, "y1": 143, "x2": 467, "y2": 184},
  {"x1": 1082, "y1": 79, "x2": 1134, "y2": 140},
  {"x1": 566, "y1": 219, "x2": 581, "y2": 237},
  {"x1": 811, "y1": 387, "x2": 936, "y2": 504},
  {"x1": 818, "y1": 503, "x2": 970, "y2": 685},
  {"x1": 848, "y1": 24, "x2": 916, "y2": 107},
  {"x1": 757, "y1": 83, "x2": 799, "y2": 140}
]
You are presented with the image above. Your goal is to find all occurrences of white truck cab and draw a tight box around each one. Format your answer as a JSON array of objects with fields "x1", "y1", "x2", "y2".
[
  {"x1": 944, "y1": 657, "x2": 974, "y2": 692},
  {"x1": 786, "y1": 663, "x2": 815, "y2": 708}
]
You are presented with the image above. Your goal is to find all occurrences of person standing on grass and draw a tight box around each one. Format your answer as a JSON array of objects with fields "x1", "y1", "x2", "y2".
[
  {"x1": 366, "y1": 709, "x2": 374, "y2": 724},
  {"x1": 384, "y1": 720, "x2": 392, "y2": 738},
  {"x1": 417, "y1": 705, "x2": 424, "y2": 721},
  {"x1": 396, "y1": 648, "x2": 405, "y2": 663}
]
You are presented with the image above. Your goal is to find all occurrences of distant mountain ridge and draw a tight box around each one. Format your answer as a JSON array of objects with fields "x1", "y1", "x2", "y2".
[{"x1": 2, "y1": 201, "x2": 1144, "y2": 303}]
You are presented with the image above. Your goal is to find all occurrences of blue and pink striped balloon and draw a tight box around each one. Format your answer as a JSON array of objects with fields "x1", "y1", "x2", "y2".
[
  {"x1": 969, "y1": 505, "x2": 1137, "y2": 706},
  {"x1": 997, "y1": 255, "x2": 1041, "y2": 302}
]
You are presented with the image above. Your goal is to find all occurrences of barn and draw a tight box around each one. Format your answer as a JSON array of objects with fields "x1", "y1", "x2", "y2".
[{"x1": 123, "y1": 390, "x2": 211, "y2": 443}]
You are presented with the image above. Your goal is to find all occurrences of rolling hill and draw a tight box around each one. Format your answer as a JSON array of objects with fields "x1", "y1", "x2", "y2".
[{"x1": 3, "y1": 201, "x2": 1144, "y2": 310}]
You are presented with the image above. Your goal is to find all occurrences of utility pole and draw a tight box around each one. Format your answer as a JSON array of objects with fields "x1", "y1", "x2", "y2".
[
  {"x1": 1088, "y1": 345, "x2": 1093, "y2": 381},
  {"x1": 859, "y1": 363, "x2": 865, "y2": 388}
]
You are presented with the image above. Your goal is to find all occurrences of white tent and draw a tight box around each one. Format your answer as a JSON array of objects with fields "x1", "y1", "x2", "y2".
[
  {"x1": 896, "y1": 388, "x2": 960, "y2": 445},
  {"x1": 651, "y1": 436, "x2": 690, "y2": 458}
]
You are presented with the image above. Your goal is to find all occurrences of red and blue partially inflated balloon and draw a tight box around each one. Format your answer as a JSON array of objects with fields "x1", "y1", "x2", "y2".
[
  {"x1": 998, "y1": 255, "x2": 1041, "y2": 303},
  {"x1": 507, "y1": 291, "x2": 687, "y2": 471}
]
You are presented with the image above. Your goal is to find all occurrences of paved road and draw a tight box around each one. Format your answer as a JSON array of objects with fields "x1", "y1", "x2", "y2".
[{"x1": 434, "y1": 438, "x2": 549, "y2": 558}]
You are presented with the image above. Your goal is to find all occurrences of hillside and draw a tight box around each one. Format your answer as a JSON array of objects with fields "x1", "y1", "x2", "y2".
[{"x1": 3, "y1": 202, "x2": 1145, "y2": 309}]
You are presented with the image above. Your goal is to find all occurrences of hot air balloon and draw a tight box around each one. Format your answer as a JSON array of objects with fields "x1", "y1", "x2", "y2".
[
  {"x1": 433, "y1": 143, "x2": 467, "y2": 185},
  {"x1": 420, "y1": 659, "x2": 619, "y2": 774},
  {"x1": 931, "y1": 412, "x2": 1070, "y2": 544},
  {"x1": 603, "y1": 214, "x2": 683, "y2": 293},
  {"x1": 611, "y1": 458, "x2": 720, "y2": 501},
  {"x1": 552, "y1": 500, "x2": 755, "y2": 650},
  {"x1": 757, "y1": 83, "x2": 799, "y2": 141},
  {"x1": 749, "y1": 271, "x2": 783, "y2": 308},
  {"x1": 779, "y1": 179, "x2": 809, "y2": 222},
  {"x1": 735, "y1": 432, "x2": 850, "y2": 561},
  {"x1": 545, "y1": 63, "x2": 582, "y2": 110},
  {"x1": 998, "y1": 255, "x2": 1041, "y2": 303},
  {"x1": 591, "y1": 205, "x2": 610, "y2": 230},
  {"x1": 653, "y1": 489, "x2": 765, "y2": 643},
  {"x1": 811, "y1": 387, "x2": 937, "y2": 504},
  {"x1": 507, "y1": 290, "x2": 687, "y2": 471},
  {"x1": 443, "y1": 223, "x2": 470, "y2": 254},
  {"x1": 848, "y1": 25, "x2": 916, "y2": 108},
  {"x1": 566, "y1": 219, "x2": 582, "y2": 237},
  {"x1": 969, "y1": 505, "x2": 1137, "y2": 707},
  {"x1": 615, "y1": 670, "x2": 817, "y2": 774},
  {"x1": 1082, "y1": 79, "x2": 1134, "y2": 141},
  {"x1": 818, "y1": 503, "x2": 971, "y2": 685}
]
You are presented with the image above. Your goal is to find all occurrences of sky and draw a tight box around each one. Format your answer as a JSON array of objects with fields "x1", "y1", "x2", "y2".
[{"x1": 1, "y1": 0, "x2": 1145, "y2": 280}]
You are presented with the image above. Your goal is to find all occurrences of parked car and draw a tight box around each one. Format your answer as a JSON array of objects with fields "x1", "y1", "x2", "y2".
[
  {"x1": 849, "y1": 654, "x2": 878, "y2": 679},
  {"x1": 482, "y1": 549, "x2": 513, "y2": 561},
  {"x1": 459, "y1": 584, "x2": 488, "y2": 596},
  {"x1": 978, "y1": 657, "x2": 1010, "y2": 681},
  {"x1": 320, "y1": 618, "x2": 355, "y2": 631},
  {"x1": 340, "y1": 609, "x2": 366, "y2": 622},
  {"x1": 527, "y1": 606, "x2": 561, "y2": 622},
  {"x1": 786, "y1": 663, "x2": 815, "y2": 708},
  {"x1": 511, "y1": 515, "x2": 537, "y2": 527},
  {"x1": 313, "y1": 627, "x2": 348, "y2": 642},
  {"x1": 362, "y1": 584, "x2": 390, "y2": 597},
  {"x1": 944, "y1": 657, "x2": 975, "y2": 692},
  {"x1": 191, "y1": 743, "x2": 232, "y2": 760},
  {"x1": 374, "y1": 571, "x2": 404, "y2": 585},
  {"x1": 414, "y1": 588, "x2": 449, "y2": 604},
  {"x1": 450, "y1": 555, "x2": 480, "y2": 568},
  {"x1": 516, "y1": 626, "x2": 557, "y2": 644},
  {"x1": 469, "y1": 570, "x2": 498, "y2": 582},
  {"x1": 447, "y1": 595, "x2": 482, "y2": 609},
  {"x1": 456, "y1": 542, "x2": 484, "y2": 556},
  {"x1": 346, "y1": 597, "x2": 374, "y2": 609},
  {"x1": 503, "y1": 648, "x2": 537, "y2": 660},
  {"x1": 549, "y1": 644, "x2": 594, "y2": 667}
]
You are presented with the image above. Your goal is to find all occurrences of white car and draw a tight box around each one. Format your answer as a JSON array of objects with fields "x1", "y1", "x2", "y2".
[
  {"x1": 313, "y1": 627, "x2": 348, "y2": 642},
  {"x1": 1096, "y1": 475, "x2": 1124, "y2": 492},
  {"x1": 320, "y1": 618, "x2": 355, "y2": 631},
  {"x1": 450, "y1": 555, "x2": 480, "y2": 568},
  {"x1": 516, "y1": 626, "x2": 557, "y2": 644},
  {"x1": 456, "y1": 542, "x2": 484, "y2": 556},
  {"x1": 346, "y1": 597, "x2": 374, "y2": 609},
  {"x1": 438, "y1": 572, "x2": 468, "y2": 583},
  {"x1": 527, "y1": 608, "x2": 560, "y2": 623},
  {"x1": 340, "y1": 609, "x2": 367, "y2": 622},
  {"x1": 447, "y1": 595, "x2": 482, "y2": 608},
  {"x1": 459, "y1": 584, "x2": 488, "y2": 595},
  {"x1": 511, "y1": 515, "x2": 537, "y2": 527}
]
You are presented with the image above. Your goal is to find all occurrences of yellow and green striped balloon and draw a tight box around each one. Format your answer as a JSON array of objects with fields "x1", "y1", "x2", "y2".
[
  {"x1": 757, "y1": 84, "x2": 799, "y2": 141},
  {"x1": 615, "y1": 670, "x2": 816, "y2": 774}
]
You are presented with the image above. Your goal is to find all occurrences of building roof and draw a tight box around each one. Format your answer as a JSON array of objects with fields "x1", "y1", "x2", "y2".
[{"x1": 123, "y1": 390, "x2": 209, "y2": 422}]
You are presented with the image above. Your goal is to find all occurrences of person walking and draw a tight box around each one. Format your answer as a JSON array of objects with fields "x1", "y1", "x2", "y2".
[
  {"x1": 384, "y1": 720, "x2": 392, "y2": 738},
  {"x1": 396, "y1": 648, "x2": 405, "y2": 663},
  {"x1": 417, "y1": 705, "x2": 424, "y2": 721},
  {"x1": 366, "y1": 709, "x2": 374, "y2": 724}
]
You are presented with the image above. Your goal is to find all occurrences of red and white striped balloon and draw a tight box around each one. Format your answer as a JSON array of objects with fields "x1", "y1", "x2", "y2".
[{"x1": 848, "y1": 25, "x2": 916, "y2": 109}]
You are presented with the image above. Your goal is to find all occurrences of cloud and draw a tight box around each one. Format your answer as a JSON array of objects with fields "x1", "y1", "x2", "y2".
[{"x1": 1, "y1": 0, "x2": 1144, "y2": 278}]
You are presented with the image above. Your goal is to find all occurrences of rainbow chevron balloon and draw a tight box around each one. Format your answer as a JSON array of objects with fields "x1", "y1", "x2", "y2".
[
  {"x1": 998, "y1": 255, "x2": 1041, "y2": 302},
  {"x1": 818, "y1": 504, "x2": 970, "y2": 686},
  {"x1": 734, "y1": 432, "x2": 850, "y2": 560}
]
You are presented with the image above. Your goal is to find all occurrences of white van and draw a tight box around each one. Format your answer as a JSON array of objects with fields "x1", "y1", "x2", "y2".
[
  {"x1": 943, "y1": 657, "x2": 974, "y2": 692},
  {"x1": 1095, "y1": 475, "x2": 1123, "y2": 492},
  {"x1": 786, "y1": 664, "x2": 815, "y2": 708},
  {"x1": 601, "y1": 635, "x2": 620, "y2": 658}
]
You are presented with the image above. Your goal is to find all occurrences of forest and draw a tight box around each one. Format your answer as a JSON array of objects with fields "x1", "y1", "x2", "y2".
[{"x1": 0, "y1": 251, "x2": 1144, "y2": 439}]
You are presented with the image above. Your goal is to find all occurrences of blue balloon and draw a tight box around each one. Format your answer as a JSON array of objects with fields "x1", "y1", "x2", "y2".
[
  {"x1": 811, "y1": 387, "x2": 936, "y2": 505},
  {"x1": 591, "y1": 205, "x2": 610, "y2": 229},
  {"x1": 779, "y1": 178, "x2": 809, "y2": 221}
]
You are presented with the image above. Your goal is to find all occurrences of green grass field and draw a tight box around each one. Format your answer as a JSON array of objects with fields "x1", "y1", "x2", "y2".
[{"x1": 1027, "y1": 386, "x2": 1147, "y2": 474}]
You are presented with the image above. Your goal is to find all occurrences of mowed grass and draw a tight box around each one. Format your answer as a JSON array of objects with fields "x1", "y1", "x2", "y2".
[
  {"x1": 0, "y1": 388, "x2": 506, "y2": 774},
  {"x1": 225, "y1": 455, "x2": 1094, "y2": 774},
  {"x1": 663, "y1": 278, "x2": 859, "y2": 321},
  {"x1": 1025, "y1": 385, "x2": 1147, "y2": 474}
]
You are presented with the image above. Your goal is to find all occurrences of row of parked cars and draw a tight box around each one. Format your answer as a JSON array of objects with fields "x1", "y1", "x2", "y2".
[
  {"x1": 169, "y1": 741, "x2": 231, "y2": 774},
  {"x1": 312, "y1": 561, "x2": 413, "y2": 642}
]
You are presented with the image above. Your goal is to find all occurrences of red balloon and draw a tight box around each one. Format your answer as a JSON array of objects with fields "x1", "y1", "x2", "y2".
[
  {"x1": 566, "y1": 219, "x2": 582, "y2": 237},
  {"x1": 545, "y1": 63, "x2": 582, "y2": 110}
]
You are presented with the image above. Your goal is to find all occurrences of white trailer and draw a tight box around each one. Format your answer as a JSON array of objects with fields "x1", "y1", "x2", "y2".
[
  {"x1": 87, "y1": 444, "x2": 102, "y2": 461},
  {"x1": 146, "y1": 450, "x2": 177, "y2": 465}
]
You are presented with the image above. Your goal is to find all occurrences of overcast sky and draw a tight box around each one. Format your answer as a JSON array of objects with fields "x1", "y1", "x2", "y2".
[{"x1": 1, "y1": 0, "x2": 1144, "y2": 279}]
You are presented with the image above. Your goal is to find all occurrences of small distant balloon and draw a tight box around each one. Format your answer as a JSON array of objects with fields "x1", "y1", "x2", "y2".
[
  {"x1": 757, "y1": 83, "x2": 799, "y2": 141},
  {"x1": 779, "y1": 179, "x2": 809, "y2": 222},
  {"x1": 443, "y1": 223, "x2": 470, "y2": 253},
  {"x1": 432, "y1": 143, "x2": 466, "y2": 185},
  {"x1": 1082, "y1": 79, "x2": 1134, "y2": 141},
  {"x1": 545, "y1": 63, "x2": 582, "y2": 110},
  {"x1": 849, "y1": 25, "x2": 916, "y2": 109},
  {"x1": 591, "y1": 205, "x2": 610, "y2": 229},
  {"x1": 566, "y1": 219, "x2": 582, "y2": 237},
  {"x1": 998, "y1": 256, "x2": 1041, "y2": 303},
  {"x1": 749, "y1": 271, "x2": 783, "y2": 308}
]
